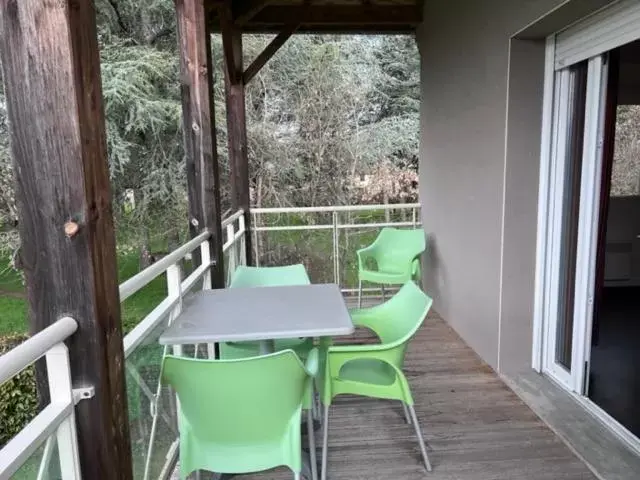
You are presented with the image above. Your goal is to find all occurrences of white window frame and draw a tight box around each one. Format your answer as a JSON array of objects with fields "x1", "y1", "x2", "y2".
[{"x1": 535, "y1": 48, "x2": 607, "y2": 393}]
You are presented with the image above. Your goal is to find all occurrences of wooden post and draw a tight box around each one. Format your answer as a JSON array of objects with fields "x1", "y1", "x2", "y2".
[
  {"x1": 0, "y1": 0, "x2": 132, "y2": 478},
  {"x1": 176, "y1": 0, "x2": 225, "y2": 286},
  {"x1": 220, "y1": 4, "x2": 253, "y2": 265}
]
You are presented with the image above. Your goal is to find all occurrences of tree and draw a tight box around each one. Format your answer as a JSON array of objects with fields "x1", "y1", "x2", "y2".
[{"x1": 0, "y1": 0, "x2": 423, "y2": 264}]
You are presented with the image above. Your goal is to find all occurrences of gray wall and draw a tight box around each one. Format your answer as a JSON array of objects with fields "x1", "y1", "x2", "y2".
[{"x1": 416, "y1": 0, "x2": 614, "y2": 371}]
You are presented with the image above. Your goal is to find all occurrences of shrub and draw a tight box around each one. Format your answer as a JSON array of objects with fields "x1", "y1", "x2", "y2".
[{"x1": 0, "y1": 333, "x2": 38, "y2": 447}]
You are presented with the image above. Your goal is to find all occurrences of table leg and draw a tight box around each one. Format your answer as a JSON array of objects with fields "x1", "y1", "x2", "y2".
[{"x1": 258, "y1": 339, "x2": 275, "y2": 355}]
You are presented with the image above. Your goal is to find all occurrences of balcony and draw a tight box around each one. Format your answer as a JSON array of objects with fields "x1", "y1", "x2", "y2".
[{"x1": 0, "y1": 204, "x2": 594, "y2": 480}]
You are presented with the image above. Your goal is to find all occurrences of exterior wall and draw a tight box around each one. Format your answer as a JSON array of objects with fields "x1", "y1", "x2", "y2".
[
  {"x1": 417, "y1": 0, "x2": 581, "y2": 370},
  {"x1": 499, "y1": 39, "x2": 547, "y2": 373}
]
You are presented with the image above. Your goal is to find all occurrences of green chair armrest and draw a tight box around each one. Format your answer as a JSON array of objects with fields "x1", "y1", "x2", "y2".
[
  {"x1": 348, "y1": 307, "x2": 386, "y2": 334},
  {"x1": 356, "y1": 244, "x2": 379, "y2": 271},
  {"x1": 303, "y1": 347, "x2": 319, "y2": 377}
]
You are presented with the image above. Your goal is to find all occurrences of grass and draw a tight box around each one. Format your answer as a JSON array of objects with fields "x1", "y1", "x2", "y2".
[
  {"x1": 0, "y1": 296, "x2": 28, "y2": 335},
  {"x1": 0, "y1": 251, "x2": 168, "y2": 336}
]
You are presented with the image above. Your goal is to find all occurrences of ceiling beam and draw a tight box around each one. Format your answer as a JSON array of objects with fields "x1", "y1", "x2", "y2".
[
  {"x1": 243, "y1": 23, "x2": 299, "y2": 85},
  {"x1": 249, "y1": 5, "x2": 422, "y2": 27},
  {"x1": 234, "y1": 0, "x2": 272, "y2": 25}
]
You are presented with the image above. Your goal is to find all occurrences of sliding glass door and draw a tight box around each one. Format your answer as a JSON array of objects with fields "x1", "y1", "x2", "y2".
[
  {"x1": 543, "y1": 56, "x2": 608, "y2": 391},
  {"x1": 536, "y1": 0, "x2": 640, "y2": 446}
]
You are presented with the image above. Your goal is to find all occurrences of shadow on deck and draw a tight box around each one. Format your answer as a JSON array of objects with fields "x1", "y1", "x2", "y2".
[{"x1": 238, "y1": 304, "x2": 595, "y2": 480}]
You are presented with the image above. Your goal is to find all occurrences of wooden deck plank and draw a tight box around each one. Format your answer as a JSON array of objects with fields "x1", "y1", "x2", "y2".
[{"x1": 237, "y1": 308, "x2": 596, "y2": 480}]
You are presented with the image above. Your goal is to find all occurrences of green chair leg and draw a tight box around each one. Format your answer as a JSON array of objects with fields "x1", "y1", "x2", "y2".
[
  {"x1": 401, "y1": 401, "x2": 412, "y2": 425},
  {"x1": 321, "y1": 404, "x2": 330, "y2": 480},
  {"x1": 408, "y1": 404, "x2": 431, "y2": 472},
  {"x1": 307, "y1": 408, "x2": 318, "y2": 480}
]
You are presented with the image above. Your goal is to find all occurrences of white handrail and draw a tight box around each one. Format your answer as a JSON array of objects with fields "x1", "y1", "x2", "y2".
[
  {"x1": 119, "y1": 230, "x2": 210, "y2": 302},
  {"x1": 0, "y1": 316, "x2": 77, "y2": 385},
  {"x1": 251, "y1": 203, "x2": 420, "y2": 214},
  {"x1": 253, "y1": 221, "x2": 421, "y2": 232},
  {"x1": 221, "y1": 209, "x2": 244, "y2": 228}
]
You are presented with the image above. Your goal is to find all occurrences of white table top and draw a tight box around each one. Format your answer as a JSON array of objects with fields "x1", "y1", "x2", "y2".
[{"x1": 159, "y1": 283, "x2": 354, "y2": 345}]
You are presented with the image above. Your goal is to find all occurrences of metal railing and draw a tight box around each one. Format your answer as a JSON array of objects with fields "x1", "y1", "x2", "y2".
[
  {"x1": 120, "y1": 209, "x2": 246, "y2": 480},
  {"x1": 0, "y1": 316, "x2": 82, "y2": 479},
  {"x1": 252, "y1": 203, "x2": 421, "y2": 294},
  {"x1": 0, "y1": 204, "x2": 415, "y2": 478},
  {"x1": 0, "y1": 210, "x2": 247, "y2": 480}
]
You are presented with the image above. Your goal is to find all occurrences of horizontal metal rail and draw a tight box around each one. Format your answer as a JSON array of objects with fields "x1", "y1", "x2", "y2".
[
  {"x1": 253, "y1": 221, "x2": 421, "y2": 232},
  {"x1": 252, "y1": 203, "x2": 421, "y2": 288},
  {"x1": 181, "y1": 262, "x2": 211, "y2": 294},
  {"x1": 119, "y1": 230, "x2": 211, "y2": 302},
  {"x1": 0, "y1": 401, "x2": 73, "y2": 478},
  {"x1": 252, "y1": 203, "x2": 420, "y2": 214},
  {"x1": 221, "y1": 209, "x2": 244, "y2": 227},
  {"x1": 122, "y1": 296, "x2": 180, "y2": 358},
  {"x1": 0, "y1": 317, "x2": 77, "y2": 385},
  {"x1": 223, "y1": 225, "x2": 246, "y2": 252}
]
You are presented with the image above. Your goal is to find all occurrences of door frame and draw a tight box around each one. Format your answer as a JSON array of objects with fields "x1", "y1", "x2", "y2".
[{"x1": 532, "y1": 0, "x2": 640, "y2": 451}]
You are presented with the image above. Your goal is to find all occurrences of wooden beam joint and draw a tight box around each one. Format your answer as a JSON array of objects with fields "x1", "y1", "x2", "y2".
[{"x1": 243, "y1": 23, "x2": 298, "y2": 85}]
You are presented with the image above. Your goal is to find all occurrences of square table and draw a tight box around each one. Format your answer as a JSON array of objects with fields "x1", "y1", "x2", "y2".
[{"x1": 159, "y1": 283, "x2": 354, "y2": 353}]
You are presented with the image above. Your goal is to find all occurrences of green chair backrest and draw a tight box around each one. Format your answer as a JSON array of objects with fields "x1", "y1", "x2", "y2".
[
  {"x1": 161, "y1": 351, "x2": 309, "y2": 475},
  {"x1": 229, "y1": 264, "x2": 310, "y2": 288},
  {"x1": 366, "y1": 281, "x2": 432, "y2": 347},
  {"x1": 373, "y1": 228, "x2": 426, "y2": 272}
]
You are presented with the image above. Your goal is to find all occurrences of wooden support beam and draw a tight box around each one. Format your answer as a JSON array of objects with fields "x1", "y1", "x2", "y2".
[
  {"x1": 234, "y1": 0, "x2": 271, "y2": 25},
  {"x1": 176, "y1": 0, "x2": 225, "y2": 287},
  {"x1": 220, "y1": 4, "x2": 253, "y2": 265},
  {"x1": 243, "y1": 24, "x2": 298, "y2": 85},
  {"x1": 0, "y1": 1, "x2": 132, "y2": 478},
  {"x1": 249, "y1": 4, "x2": 422, "y2": 27},
  {"x1": 219, "y1": 0, "x2": 242, "y2": 84}
]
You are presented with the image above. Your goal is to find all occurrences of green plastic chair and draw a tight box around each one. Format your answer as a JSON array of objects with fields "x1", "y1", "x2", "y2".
[
  {"x1": 220, "y1": 264, "x2": 315, "y2": 360},
  {"x1": 318, "y1": 281, "x2": 433, "y2": 479},
  {"x1": 357, "y1": 227, "x2": 426, "y2": 307},
  {"x1": 161, "y1": 349, "x2": 319, "y2": 480}
]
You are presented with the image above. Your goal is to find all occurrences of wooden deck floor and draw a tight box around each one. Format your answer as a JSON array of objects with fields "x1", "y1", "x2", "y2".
[{"x1": 239, "y1": 309, "x2": 596, "y2": 480}]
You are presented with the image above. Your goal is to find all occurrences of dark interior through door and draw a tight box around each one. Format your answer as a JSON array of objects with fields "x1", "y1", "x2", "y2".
[{"x1": 588, "y1": 40, "x2": 640, "y2": 437}]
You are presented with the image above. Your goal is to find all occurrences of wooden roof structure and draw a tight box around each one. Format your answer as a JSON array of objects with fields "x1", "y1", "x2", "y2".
[{"x1": 208, "y1": 0, "x2": 424, "y2": 33}]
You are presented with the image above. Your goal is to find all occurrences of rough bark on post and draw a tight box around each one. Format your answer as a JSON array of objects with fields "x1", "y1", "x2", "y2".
[
  {"x1": 0, "y1": 0, "x2": 132, "y2": 477},
  {"x1": 220, "y1": 5, "x2": 253, "y2": 265},
  {"x1": 176, "y1": 0, "x2": 225, "y2": 287}
]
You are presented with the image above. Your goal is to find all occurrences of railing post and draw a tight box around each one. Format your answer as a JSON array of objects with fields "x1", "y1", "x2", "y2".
[
  {"x1": 253, "y1": 211, "x2": 261, "y2": 267},
  {"x1": 227, "y1": 223, "x2": 237, "y2": 284},
  {"x1": 412, "y1": 207, "x2": 418, "y2": 228},
  {"x1": 239, "y1": 215, "x2": 247, "y2": 266},
  {"x1": 332, "y1": 211, "x2": 339, "y2": 285},
  {"x1": 200, "y1": 239, "x2": 212, "y2": 290},
  {"x1": 46, "y1": 343, "x2": 81, "y2": 480},
  {"x1": 167, "y1": 264, "x2": 183, "y2": 357}
]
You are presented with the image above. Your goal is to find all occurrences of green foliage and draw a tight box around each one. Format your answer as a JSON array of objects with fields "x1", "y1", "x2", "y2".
[
  {"x1": 613, "y1": 105, "x2": 640, "y2": 196},
  {"x1": 0, "y1": 333, "x2": 38, "y2": 447}
]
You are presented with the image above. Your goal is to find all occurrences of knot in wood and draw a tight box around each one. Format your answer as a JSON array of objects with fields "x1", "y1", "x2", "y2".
[
  {"x1": 191, "y1": 218, "x2": 200, "y2": 227},
  {"x1": 192, "y1": 122, "x2": 200, "y2": 133},
  {"x1": 64, "y1": 221, "x2": 80, "y2": 238}
]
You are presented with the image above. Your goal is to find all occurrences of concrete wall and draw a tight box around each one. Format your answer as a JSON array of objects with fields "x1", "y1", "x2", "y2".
[{"x1": 417, "y1": 0, "x2": 616, "y2": 371}]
